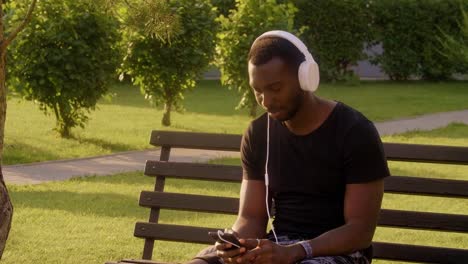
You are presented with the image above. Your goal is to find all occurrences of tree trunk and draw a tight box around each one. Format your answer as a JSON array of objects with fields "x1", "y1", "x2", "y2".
[
  {"x1": 0, "y1": 55, "x2": 5, "y2": 164},
  {"x1": 162, "y1": 101, "x2": 172, "y2": 127},
  {"x1": 0, "y1": 43, "x2": 12, "y2": 261}
]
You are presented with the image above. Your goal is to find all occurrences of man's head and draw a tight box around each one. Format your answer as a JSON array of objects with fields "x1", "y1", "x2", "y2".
[{"x1": 248, "y1": 35, "x2": 307, "y2": 121}]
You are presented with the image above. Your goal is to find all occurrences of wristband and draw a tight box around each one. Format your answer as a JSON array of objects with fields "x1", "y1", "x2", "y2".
[{"x1": 299, "y1": 240, "x2": 313, "y2": 258}]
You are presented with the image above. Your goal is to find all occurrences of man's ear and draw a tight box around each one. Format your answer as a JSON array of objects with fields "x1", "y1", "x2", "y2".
[{"x1": 254, "y1": 92, "x2": 263, "y2": 106}]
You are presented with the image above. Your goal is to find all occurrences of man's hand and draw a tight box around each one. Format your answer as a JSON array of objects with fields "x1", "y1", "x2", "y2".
[
  {"x1": 215, "y1": 240, "x2": 247, "y2": 263},
  {"x1": 231, "y1": 239, "x2": 305, "y2": 264}
]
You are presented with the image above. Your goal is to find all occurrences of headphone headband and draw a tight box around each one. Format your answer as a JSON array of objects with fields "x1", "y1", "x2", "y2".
[
  {"x1": 252, "y1": 30, "x2": 316, "y2": 64},
  {"x1": 251, "y1": 30, "x2": 320, "y2": 93}
]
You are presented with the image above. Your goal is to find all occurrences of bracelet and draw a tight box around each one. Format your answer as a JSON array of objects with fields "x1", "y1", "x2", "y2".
[{"x1": 299, "y1": 240, "x2": 313, "y2": 259}]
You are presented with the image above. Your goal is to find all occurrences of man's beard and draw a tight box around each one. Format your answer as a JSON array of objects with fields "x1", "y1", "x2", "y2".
[{"x1": 278, "y1": 89, "x2": 304, "y2": 122}]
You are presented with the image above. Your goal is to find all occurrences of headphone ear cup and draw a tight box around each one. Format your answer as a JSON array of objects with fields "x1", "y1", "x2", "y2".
[
  {"x1": 298, "y1": 61, "x2": 320, "y2": 92},
  {"x1": 308, "y1": 62, "x2": 320, "y2": 93},
  {"x1": 298, "y1": 62, "x2": 310, "y2": 91}
]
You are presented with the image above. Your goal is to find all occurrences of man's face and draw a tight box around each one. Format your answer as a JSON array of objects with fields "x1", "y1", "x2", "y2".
[{"x1": 248, "y1": 57, "x2": 303, "y2": 121}]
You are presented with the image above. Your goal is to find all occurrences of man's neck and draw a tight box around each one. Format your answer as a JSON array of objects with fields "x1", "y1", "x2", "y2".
[{"x1": 284, "y1": 93, "x2": 336, "y2": 135}]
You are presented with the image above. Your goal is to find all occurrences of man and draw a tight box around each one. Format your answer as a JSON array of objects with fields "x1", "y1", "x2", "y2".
[{"x1": 189, "y1": 30, "x2": 389, "y2": 264}]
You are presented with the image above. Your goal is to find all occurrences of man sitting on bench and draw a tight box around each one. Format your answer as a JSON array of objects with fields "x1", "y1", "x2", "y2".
[{"x1": 188, "y1": 30, "x2": 390, "y2": 264}]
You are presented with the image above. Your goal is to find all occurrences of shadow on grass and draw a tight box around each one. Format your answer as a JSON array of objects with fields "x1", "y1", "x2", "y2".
[
  {"x1": 3, "y1": 142, "x2": 62, "y2": 165},
  {"x1": 97, "y1": 82, "x2": 154, "y2": 109},
  {"x1": 70, "y1": 136, "x2": 134, "y2": 152},
  {"x1": 10, "y1": 189, "x2": 147, "y2": 218},
  {"x1": 72, "y1": 173, "x2": 154, "y2": 187}
]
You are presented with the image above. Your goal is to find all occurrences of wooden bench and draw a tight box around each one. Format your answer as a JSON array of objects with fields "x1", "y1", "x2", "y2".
[{"x1": 108, "y1": 130, "x2": 468, "y2": 264}]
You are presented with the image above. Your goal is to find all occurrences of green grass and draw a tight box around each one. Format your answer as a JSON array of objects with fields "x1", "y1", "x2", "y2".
[
  {"x1": 2, "y1": 124, "x2": 468, "y2": 264},
  {"x1": 318, "y1": 81, "x2": 468, "y2": 122},
  {"x1": 4, "y1": 80, "x2": 468, "y2": 165}
]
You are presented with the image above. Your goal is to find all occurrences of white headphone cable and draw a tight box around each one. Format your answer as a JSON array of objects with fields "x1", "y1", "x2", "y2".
[{"x1": 265, "y1": 114, "x2": 278, "y2": 244}]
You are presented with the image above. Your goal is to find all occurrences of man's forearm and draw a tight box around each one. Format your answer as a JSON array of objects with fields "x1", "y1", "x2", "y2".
[
  {"x1": 231, "y1": 216, "x2": 268, "y2": 239},
  {"x1": 300, "y1": 222, "x2": 375, "y2": 258}
]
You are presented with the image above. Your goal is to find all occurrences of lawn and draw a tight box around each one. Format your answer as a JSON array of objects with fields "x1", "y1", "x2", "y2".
[
  {"x1": 4, "y1": 80, "x2": 468, "y2": 165},
  {"x1": 2, "y1": 124, "x2": 467, "y2": 264}
]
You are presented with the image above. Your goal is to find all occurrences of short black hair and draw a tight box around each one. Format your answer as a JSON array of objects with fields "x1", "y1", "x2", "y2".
[{"x1": 248, "y1": 36, "x2": 305, "y2": 73}]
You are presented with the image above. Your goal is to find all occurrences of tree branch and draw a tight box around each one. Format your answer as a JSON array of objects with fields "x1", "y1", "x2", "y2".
[{"x1": 2, "y1": 0, "x2": 38, "y2": 49}]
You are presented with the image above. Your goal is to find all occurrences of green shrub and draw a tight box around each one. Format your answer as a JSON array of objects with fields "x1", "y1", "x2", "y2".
[
  {"x1": 211, "y1": 0, "x2": 236, "y2": 16},
  {"x1": 293, "y1": 0, "x2": 373, "y2": 82},
  {"x1": 9, "y1": 0, "x2": 121, "y2": 137},
  {"x1": 372, "y1": 0, "x2": 467, "y2": 80},
  {"x1": 438, "y1": 7, "x2": 468, "y2": 74}
]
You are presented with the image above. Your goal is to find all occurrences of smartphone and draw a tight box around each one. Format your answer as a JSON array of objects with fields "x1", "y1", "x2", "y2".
[{"x1": 208, "y1": 230, "x2": 241, "y2": 249}]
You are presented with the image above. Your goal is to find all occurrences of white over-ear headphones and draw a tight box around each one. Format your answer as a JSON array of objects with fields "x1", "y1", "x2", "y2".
[{"x1": 251, "y1": 30, "x2": 320, "y2": 92}]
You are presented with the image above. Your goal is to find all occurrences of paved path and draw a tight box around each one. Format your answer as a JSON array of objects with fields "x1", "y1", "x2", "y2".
[
  {"x1": 374, "y1": 109, "x2": 468, "y2": 136},
  {"x1": 3, "y1": 149, "x2": 239, "y2": 185},
  {"x1": 3, "y1": 109, "x2": 468, "y2": 185}
]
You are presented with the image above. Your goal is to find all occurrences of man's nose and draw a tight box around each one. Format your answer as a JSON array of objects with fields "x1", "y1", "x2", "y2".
[{"x1": 261, "y1": 93, "x2": 272, "y2": 109}]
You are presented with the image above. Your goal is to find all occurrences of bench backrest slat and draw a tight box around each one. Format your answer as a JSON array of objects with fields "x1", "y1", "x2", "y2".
[
  {"x1": 373, "y1": 242, "x2": 468, "y2": 263},
  {"x1": 145, "y1": 161, "x2": 468, "y2": 198},
  {"x1": 378, "y1": 209, "x2": 468, "y2": 232},
  {"x1": 384, "y1": 143, "x2": 468, "y2": 164},
  {"x1": 150, "y1": 131, "x2": 468, "y2": 164},
  {"x1": 384, "y1": 176, "x2": 468, "y2": 198},
  {"x1": 135, "y1": 222, "x2": 217, "y2": 244},
  {"x1": 138, "y1": 191, "x2": 468, "y2": 232},
  {"x1": 145, "y1": 161, "x2": 242, "y2": 182},
  {"x1": 150, "y1": 131, "x2": 240, "y2": 151},
  {"x1": 139, "y1": 191, "x2": 239, "y2": 214}
]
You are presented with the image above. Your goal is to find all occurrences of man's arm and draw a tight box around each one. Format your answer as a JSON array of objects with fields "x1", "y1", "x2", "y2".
[
  {"x1": 214, "y1": 179, "x2": 269, "y2": 262},
  {"x1": 231, "y1": 179, "x2": 269, "y2": 239},
  {"x1": 286, "y1": 178, "x2": 384, "y2": 260}
]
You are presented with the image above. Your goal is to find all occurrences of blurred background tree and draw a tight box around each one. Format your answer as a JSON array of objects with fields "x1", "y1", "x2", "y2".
[
  {"x1": 216, "y1": 0, "x2": 296, "y2": 117},
  {"x1": 9, "y1": 0, "x2": 121, "y2": 138},
  {"x1": 121, "y1": 0, "x2": 218, "y2": 126}
]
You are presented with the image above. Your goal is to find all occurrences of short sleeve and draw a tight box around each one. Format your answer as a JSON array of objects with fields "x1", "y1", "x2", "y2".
[
  {"x1": 342, "y1": 120, "x2": 390, "y2": 183},
  {"x1": 241, "y1": 122, "x2": 264, "y2": 181}
]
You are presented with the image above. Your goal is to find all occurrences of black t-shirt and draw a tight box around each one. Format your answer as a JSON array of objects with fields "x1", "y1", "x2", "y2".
[{"x1": 241, "y1": 102, "x2": 390, "y2": 239}]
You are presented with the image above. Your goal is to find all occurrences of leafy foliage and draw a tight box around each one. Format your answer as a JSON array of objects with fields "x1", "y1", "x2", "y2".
[
  {"x1": 293, "y1": 0, "x2": 373, "y2": 82},
  {"x1": 9, "y1": 0, "x2": 121, "y2": 137},
  {"x1": 438, "y1": 7, "x2": 468, "y2": 74},
  {"x1": 372, "y1": 0, "x2": 468, "y2": 80},
  {"x1": 122, "y1": 0, "x2": 218, "y2": 126},
  {"x1": 122, "y1": 0, "x2": 182, "y2": 42},
  {"x1": 211, "y1": 0, "x2": 236, "y2": 16},
  {"x1": 216, "y1": 0, "x2": 296, "y2": 117}
]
